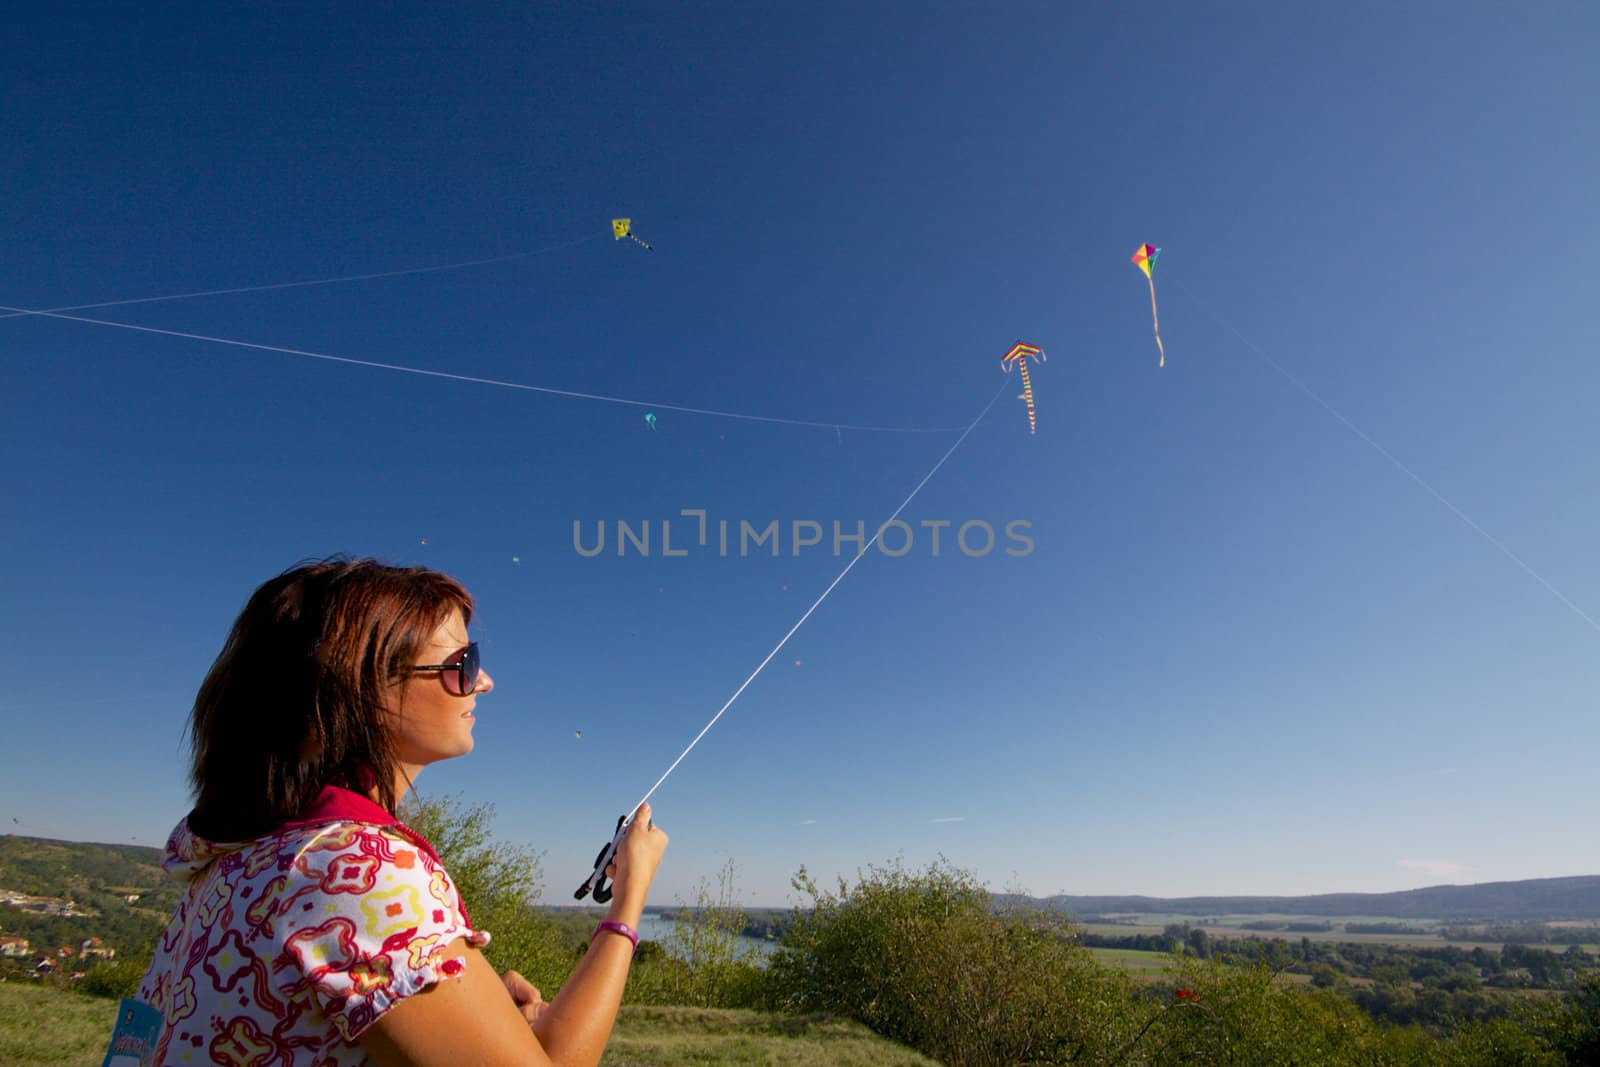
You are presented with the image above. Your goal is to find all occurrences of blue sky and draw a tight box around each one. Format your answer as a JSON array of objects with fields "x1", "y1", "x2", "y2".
[{"x1": 1, "y1": 4, "x2": 1596, "y2": 907}]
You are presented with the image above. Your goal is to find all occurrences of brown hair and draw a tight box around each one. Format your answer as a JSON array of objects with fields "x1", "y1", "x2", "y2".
[{"x1": 186, "y1": 557, "x2": 473, "y2": 840}]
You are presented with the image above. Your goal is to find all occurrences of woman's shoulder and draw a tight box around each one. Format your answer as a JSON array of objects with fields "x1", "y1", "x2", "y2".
[{"x1": 276, "y1": 820, "x2": 447, "y2": 879}]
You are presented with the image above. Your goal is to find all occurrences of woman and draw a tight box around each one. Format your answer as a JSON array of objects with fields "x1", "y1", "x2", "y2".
[{"x1": 136, "y1": 558, "x2": 667, "y2": 1066}]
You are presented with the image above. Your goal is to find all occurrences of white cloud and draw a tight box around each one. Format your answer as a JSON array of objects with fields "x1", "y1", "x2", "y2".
[
  {"x1": 1396, "y1": 858, "x2": 1473, "y2": 882},
  {"x1": 931, "y1": 816, "x2": 965, "y2": 824},
  {"x1": 798, "y1": 819, "x2": 817, "y2": 825}
]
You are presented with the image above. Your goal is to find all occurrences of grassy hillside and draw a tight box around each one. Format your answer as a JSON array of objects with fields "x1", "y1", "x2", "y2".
[
  {"x1": 0, "y1": 836, "x2": 167, "y2": 897},
  {"x1": 0, "y1": 836, "x2": 178, "y2": 962},
  {"x1": 0, "y1": 983, "x2": 938, "y2": 1067}
]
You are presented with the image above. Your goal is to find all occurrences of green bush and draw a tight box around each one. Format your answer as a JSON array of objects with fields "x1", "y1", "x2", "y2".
[
  {"x1": 1124, "y1": 958, "x2": 1410, "y2": 1066},
  {"x1": 662, "y1": 860, "x2": 771, "y2": 1010},
  {"x1": 769, "y1": 859, "x2": 1141, "y2": 1066},
  {"x1": 76, "y1": 958, "x2": 148, "y2": 1000}
]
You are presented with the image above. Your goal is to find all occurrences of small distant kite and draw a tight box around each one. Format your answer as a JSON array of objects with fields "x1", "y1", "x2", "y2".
[
  {"x1": 512, "y1": 556, "x2": 521, "y2": 564},
  {"x1": 612, "y1": 218, "x2": 653, "y2": 251},
  {"x1": 1001, "y1": 342, "x2": 1046, "y2": 434},
  {"x1": 644, "y1": 412, "x2": 657, "y2": 431},
  {"x1": 575, "y1": 730, "x2": 583, "y2": 740},
  {"x1": 1131, "y1": 244, "x2": 1165, "y2": 367}
]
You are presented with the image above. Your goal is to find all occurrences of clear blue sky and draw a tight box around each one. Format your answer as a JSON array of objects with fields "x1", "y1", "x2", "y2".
[{"x1": 2, "y1": 4, "x2": 1596, "y2": 907}]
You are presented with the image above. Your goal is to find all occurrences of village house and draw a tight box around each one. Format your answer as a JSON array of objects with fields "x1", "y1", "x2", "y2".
[
  {"x1": 0, "y1": 936, "x2": 30, "y2": 957},
  {"x1": 0, "y1": 891, "x2": 86, "y2": 916},
  {"x1": 80, "y1": 937, "x2": 116, "y2": 960}
]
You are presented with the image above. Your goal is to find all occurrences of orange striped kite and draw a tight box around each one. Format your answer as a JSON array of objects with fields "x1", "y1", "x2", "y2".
[{"x1": 1001, "y1": 342, "x2": 1045, "y2": 434}]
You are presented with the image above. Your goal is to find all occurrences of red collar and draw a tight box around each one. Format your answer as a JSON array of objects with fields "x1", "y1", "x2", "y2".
[{"x1": 281, "y1": 785, "x2": 399, "y2": 830}]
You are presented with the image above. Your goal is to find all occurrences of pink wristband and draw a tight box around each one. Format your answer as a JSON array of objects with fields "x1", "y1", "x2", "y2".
[{"x1": 592, "y1": 920, "x2": 639, "y2": 954}]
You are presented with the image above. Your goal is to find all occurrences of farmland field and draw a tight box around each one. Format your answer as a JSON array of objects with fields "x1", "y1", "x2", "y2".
[
  {"x1": 1075, "y1": 913, "x2": 1597, "y2": 953},
  {"x1": 1086, "y1": 947, "x2": 1171, "y2": 974}
]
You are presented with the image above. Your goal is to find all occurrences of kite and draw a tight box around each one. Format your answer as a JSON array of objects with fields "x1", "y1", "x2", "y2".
[
  {"x1": 611, "y1": 218, "x2": 653, "y2": 251},
  {"x1": 1131, "y1": 243, "x2": 1165, "y2": 367},
  {"x1": 575, "y1": 730, "x2": 583, "y2": 740},
  {"x1": 1000, "y1": 342, "x2": 1046, "y2": 434},
  {"x1": 644, "y1": 411, "x2": 656, "y2": 430}
]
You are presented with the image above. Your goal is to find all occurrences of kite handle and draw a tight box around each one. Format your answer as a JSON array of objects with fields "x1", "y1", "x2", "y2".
[{"x1": 573, "y1": 815, "x2": 628, "y2": 903}]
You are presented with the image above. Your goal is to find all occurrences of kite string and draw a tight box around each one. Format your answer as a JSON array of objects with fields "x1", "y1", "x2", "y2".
[
  {"x1": 623, "y1": 379, "x2": 1012, "y2": 818},
  {"x1": 0, "y1": 304, "x2": 969, "y2": 434},
  {"x1": 1148, "y1": 276, "x2": 1165, "y2": 367},
  {"x1": 1172, "y1": 276, "x2": 1600, "y2": 636},
  {"x1": 0, "y1": 235, "x2": 606, "y2": 322}
]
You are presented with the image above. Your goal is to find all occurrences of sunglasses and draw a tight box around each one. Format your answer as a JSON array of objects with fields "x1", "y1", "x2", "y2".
[{"x1": 411, "y1": 642, "x2": 481, "y2": 696}]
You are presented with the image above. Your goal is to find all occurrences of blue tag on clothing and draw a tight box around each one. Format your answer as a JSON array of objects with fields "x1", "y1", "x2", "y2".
[{"x1": 102, "y1": 998, "x2": 162, "y2": 1067}]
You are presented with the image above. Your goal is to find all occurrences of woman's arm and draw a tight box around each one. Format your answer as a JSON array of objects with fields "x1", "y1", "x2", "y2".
[
  {"x1": 360, "y1": 940, "x2": 552, "y2": 1067},
  {"x1": 360, "y1": 804, "x2": 667, "y2": 1067}
]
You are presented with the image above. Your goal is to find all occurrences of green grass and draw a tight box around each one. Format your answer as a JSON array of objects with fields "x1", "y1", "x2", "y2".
[
  {"x1": 604, "y1": 1007, "x2": 939, "y2": 1065},
  {"x1": 0, "y1": 981, "x2": 937, "y2": 1067},
  {"x1": 0, "y1": 982, "x2": 117, "y2": 1067}
]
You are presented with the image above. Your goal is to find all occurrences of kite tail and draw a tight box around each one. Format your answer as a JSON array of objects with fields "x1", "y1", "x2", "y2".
[
  {"x1": 1148, "y1": 276, "x2": 1165, "y2": 368},
  {"x1": 1019, "y1": 360, "x2": 1036, "y2": 435},
  {"x1": 628, "y1": 235, "x2": 654, "y2": 252}
]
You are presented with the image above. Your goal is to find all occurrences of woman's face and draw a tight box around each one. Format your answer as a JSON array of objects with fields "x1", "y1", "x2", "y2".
[{"x1": 386, "y1": 607, "x2": 492, "y2": 779}]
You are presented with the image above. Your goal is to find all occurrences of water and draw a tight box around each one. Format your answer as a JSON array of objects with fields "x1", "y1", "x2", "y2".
[{"x1": 634, "y1": 910, "x2": 778, "y2": 961}]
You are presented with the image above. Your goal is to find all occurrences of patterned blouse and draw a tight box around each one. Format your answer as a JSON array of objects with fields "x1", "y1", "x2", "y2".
[{"x1": 136, "y1": 787, "x2": 490, "y2": 1065}]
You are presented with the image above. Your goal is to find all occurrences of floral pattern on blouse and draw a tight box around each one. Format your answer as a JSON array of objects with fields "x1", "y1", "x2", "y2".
[{"x1": 137, "y1": 798, "x2": 489, "y2": 1065}]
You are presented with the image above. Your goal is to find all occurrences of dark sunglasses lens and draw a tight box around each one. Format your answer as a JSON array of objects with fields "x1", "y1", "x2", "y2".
[{"x1": 455, "y1": 643, "x2": 480, "y2": 695}]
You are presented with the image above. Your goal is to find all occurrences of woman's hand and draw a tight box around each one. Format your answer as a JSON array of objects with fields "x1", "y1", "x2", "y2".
[
  {"x1": 502, "y1": 969, "x2": 547, "y2": 1024},
  {"x1": 603, "y1": 802, "x2": 668, "y2": 915}
]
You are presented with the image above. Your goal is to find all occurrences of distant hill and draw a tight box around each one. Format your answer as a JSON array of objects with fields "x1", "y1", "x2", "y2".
[
  {"x1": 0, "y1": 836, "x2": 166, "y2": 898},
  {"x1": 6, "y1": 834, "x2": 1599, "y2": 926},
  {"x1": 0, "y1": 836, "x2": 177, "y2": 958},
  {"x1": 1011, "y1": 876, "x2": 1600, "y2": 924}
]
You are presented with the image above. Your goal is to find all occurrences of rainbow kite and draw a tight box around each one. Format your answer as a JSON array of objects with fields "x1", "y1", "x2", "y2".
[
  {"x1": 1001, "y1": 342, "x2": 1045, "y2": 434},
  {"x1": 1131, "y1": 243, "x2": 1165, "y2": 367}
]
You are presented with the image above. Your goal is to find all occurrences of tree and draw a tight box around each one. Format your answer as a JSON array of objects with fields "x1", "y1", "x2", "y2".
[{"x1": 398, "y1": 791, "x2": 571, "y2": 988}]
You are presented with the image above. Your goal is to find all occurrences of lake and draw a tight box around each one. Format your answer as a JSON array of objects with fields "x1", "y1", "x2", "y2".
[{"x1": 634, "y1": 910, "x2": 779, "y2": 962}]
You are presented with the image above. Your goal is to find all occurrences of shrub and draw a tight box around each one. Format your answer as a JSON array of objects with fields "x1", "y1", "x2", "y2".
[
  {"x1": 663, "y1": 859, "x2": 769, "y2": 1009},
  {"x1": 76, "y1": 957, "x2": 148, "y2": 1000},
  {"x1": 769, "y1": 858, "x2": 1140, "y2": 1066}
]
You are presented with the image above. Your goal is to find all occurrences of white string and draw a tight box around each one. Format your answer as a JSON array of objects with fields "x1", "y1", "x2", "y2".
[
  {"x1": 1173, "y1": 276, "x2": 1600, "y2": 636},
  {"x1": 0, "y1": 304, "x2": 970, "y2": 434},
  {"x1": 623, "y1": 379, "x2": 1012, "y2": 820},
  {"x1": 0, "y1": 236, "x2": 604, "y2": 321}
]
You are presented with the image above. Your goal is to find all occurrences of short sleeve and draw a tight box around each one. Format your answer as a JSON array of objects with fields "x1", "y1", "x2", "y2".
[{"x1": 280, "y1": 825, "x2": 491, "y2": 1041}]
